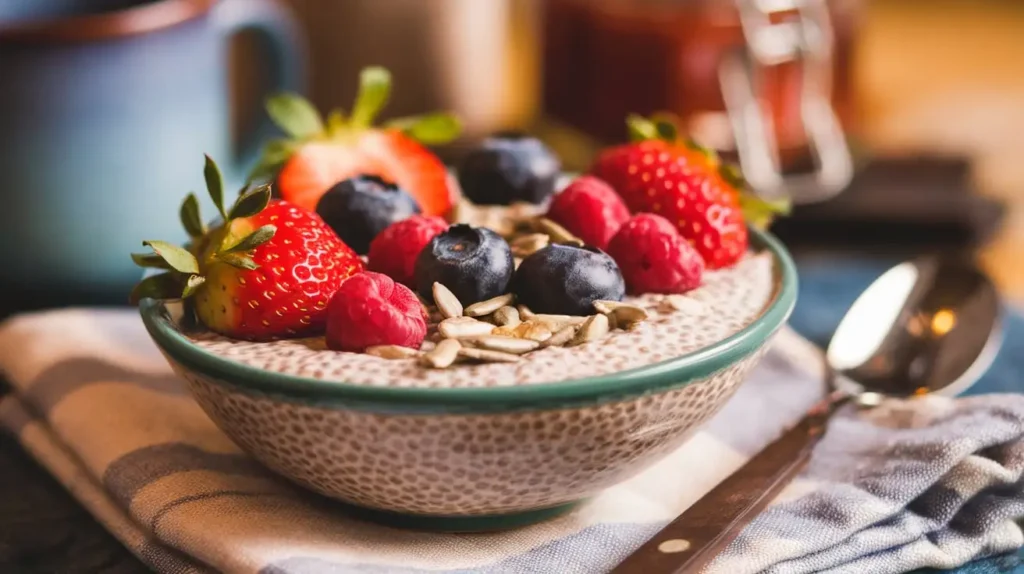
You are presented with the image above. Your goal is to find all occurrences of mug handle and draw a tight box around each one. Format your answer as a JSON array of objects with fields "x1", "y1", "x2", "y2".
[{"x1": 213, "y1": 0, "x2": 305, "y2": 180}]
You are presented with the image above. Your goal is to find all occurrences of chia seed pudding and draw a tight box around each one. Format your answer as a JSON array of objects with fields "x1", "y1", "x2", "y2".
[{"x1": 188, "y1": 250, "x2": 777, "y2": 389}]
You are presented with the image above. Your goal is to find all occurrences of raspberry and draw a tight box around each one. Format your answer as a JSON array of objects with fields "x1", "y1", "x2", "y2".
[
  {"x1": 546, "y1": 176, "x2": 630, "y2": 250},
  {"x1": 368, "y1": 215, "x2": 448, "y2": 287},
  {"x1": 606, "y1": 213, "x2": 704, "y2": 295},
  {"x1": 326, "y1": 272, "x2": 428, "y2": 352}
]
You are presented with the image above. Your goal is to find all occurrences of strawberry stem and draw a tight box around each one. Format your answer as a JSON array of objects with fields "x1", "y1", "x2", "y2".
[
  {"x1": 203, "y1": 154, "x2": 228, "y2": 221},
  {"x1": 350, "y1": 66, "x2": 391, "y2": 129},
  {"x1": 739, "y1": 193, "x2": 791, "y2": 230}
]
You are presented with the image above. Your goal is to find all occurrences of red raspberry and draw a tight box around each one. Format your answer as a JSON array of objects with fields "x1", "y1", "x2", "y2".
[
  {"x1": 607, "y1": 213, "x2": 704, "y2": 295},
  {"x1": 546, "y1": 176, "x2": 630, "y2": 250},
  {"x1": 368, "y1": 215, "x2": 449, "y2": 287},
  {"x1": 326, "y1": 272, "x2": 428, "y2": 352}
]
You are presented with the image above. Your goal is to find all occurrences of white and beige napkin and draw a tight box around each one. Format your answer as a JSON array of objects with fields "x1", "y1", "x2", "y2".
[{"x1": 1, "y1": 309, "x2": 1022, "y2": 574}]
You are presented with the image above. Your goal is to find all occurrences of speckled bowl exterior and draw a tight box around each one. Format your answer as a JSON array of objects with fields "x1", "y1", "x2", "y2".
[{"x1": 140, "y1": 227, "x2": 797, "y2": 530}]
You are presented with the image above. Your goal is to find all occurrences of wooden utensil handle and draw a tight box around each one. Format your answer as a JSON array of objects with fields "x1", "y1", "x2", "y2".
[{"x1": 610, "y1": 393, "x2": 844, "y2": 574}]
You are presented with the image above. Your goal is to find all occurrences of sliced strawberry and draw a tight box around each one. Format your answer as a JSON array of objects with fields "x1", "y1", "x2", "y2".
[
  {"x1": 356, "y1": 130, "x2": 455, "y2": 217},
  {"x1": 252, "y1": 67, "x2": 461, "y2": 217}
]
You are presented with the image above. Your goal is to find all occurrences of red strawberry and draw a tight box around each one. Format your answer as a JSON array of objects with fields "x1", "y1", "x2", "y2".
[
  {"x1": 546, "y1": 175, "x2": 630, "y2": 250},
  {"x1": 591, "y1": 115, "x2": 787, "y2": 269},
  {"x1": 325, "y1": 271, "x2": 428, "y2": 352},
  {"x1": 252, "y1": 67, "x2": 461, "y2": 217},
  {"x1": 129, "y1": 156, "x2": 363, "y2": 341},
  {"x1": 368, "y1": 215, "x2": 449, "y2": 287},
  {"x1": 607, "y1": 213, "x2": 704, "y2": 294}
]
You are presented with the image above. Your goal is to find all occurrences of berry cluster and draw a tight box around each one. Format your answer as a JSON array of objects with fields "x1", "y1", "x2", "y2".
[{"x1": 130, "y1": 69, "x2": 784, "y2": 361}]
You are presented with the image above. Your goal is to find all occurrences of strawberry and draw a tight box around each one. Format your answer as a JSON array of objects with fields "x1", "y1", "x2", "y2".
[
  {"x1": 250, "y1": 67, "x2": 461, "y2": 217},
  {"x1": 129, "y1": 156, "x2": 363, "y2": 341},
  {"x1": 591, "y1": 114, "x2": 788, "y2": 269}
]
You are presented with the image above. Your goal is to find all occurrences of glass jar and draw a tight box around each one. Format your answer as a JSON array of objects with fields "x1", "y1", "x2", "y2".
[{"x1": 542, "y1": 0, "x2": 861, "y2": 163}]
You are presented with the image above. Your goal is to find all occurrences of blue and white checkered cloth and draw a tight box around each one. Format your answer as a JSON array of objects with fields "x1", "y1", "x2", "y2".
[{"x1": 1, "y1": 308, "x2": 1022, "y2": 574}]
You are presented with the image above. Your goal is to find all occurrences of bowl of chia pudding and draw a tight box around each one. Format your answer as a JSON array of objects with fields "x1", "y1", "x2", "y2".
[{"x1": 133, "y1": 69, "x2": 797, "y2": 531}]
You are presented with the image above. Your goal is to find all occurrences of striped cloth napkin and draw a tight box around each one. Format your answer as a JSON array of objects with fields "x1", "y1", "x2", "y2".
[{"x1": 0, "y1": 309, "x2": 1022, "y2": 574}]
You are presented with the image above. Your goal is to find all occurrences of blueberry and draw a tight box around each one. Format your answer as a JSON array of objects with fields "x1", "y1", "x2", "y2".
[
  {"x1": 315, "y1": 175, "x2": 421, "y2": 254},
  {"x1": 511, "y1": 244, "x2": 625, "y2": 316},
  {"x1": 457, "y1": 132, "x2": 561, "y2": 206},
  {"x1": 415, "y1": 224, "x2": 514, "y2": 305}
]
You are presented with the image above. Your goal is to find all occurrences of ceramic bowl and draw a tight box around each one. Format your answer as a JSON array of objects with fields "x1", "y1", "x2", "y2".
[{"x1": 139, "y1": 226, "x2": 797, "y2": 531}]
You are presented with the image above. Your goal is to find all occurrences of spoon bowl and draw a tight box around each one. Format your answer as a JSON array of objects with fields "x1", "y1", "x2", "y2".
[{"x1": 827, "y1": 256, "x2": 1002, "y2": 403}]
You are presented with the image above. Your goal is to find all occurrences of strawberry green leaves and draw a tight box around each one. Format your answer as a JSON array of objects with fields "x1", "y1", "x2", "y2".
[
  {"x1": 739, "y1": 194, "x2": 791, "y2": 230},
  {"x1": 129, "y1": 155, "x2": 277, "y2": 305},
  {"x1": 204, "y1": 154, "x2": 227, "y2": 221},
  {"x1": 141, "y1": 240, "x2": 199, "y2": 274},
  {"x1": 129, "y1": 273, "x2": 184, "y2": 305},
  {"x1": 128, "y1": 271, "x2": 204, "y2": 304},
  {"x1": 223, "y1": 225, "x2": 276, "y2": 254},
  {"x1": 266, "y1": 92, "x2": 325, "y2": 139},
  {"x1": 180, "y1": 193, "x2": 206, "y2": 239},
  {"x1": 130, "y1": 252, "x2": 171, "y2": 269},
  {"x1": 350, "y1": 66, "x2": 391, "y2": 129},
  {"x1": 217, "y1": 253, "x2": 258, "y2": 270},
  {"x1": 386, "y1": 112, "x2": 462, "y2": 145},
  {"x1": 627, "y1": 114, "x2": 659, "y2": 142},
  {"x1": 228, "y1": 183, "x2": 272, "y2": 220}
]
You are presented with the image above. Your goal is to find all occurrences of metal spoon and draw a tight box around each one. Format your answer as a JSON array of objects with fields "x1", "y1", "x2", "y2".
[{"x1": 612, "y1": 255, "x2": 1003, "y2": 574}]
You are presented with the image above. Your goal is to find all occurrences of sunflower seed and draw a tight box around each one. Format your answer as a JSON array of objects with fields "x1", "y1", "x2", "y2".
[
  {"x1": 491, "y1": 325, "x2": 518, "y2": 337},
  {"x1": 421, "y1": 339, "x2": 461, "y2": 368},
  {"x1": 432, "y1": 283, "x2": 463, "y2": 319},
  {"x1": 491, "y1": 306, "x2": 521, "y2": 328},
  {"x1": 515, "y1": 320, "x2": 553, "y2": 342},
  {"x1": 462, "y1": 335, "x2": 539, "y2": 354},
  {"x1": 540, "y1": 325, "x2": 577, "y2": 348},
  {"x1": 517, "y1": 304, "x2": 536, "y2": 319},
  {"x1": 663, "y1": 294, "x2": 706, "y2": 314},
  {"x1": 438, "y1": 316, "x2": 495, "y2": 338},
  {"x1": 532, "y1": 314, "x2": 588, "y2": 330},
  {"x1": 536, "y1": 217, "x2": 580, "y2": 244},
  {"x1": 514, "y1": 257, "x2": 523, "y2": 269},
  {"x1": 569, "y1": 314, "x2": 610, "y2": 346},
  {"x1": 592, "y1": 299, "x2": 628, "y2": 314},
  {"x1": 458, "y1": 347, "x2": 522, "y2": 363},
  {"x1": 464, "y1": 293, "x2": 515, "y2": 317},
  {"x1": 606, "y1": 311, "x2": 619, "y2": 331},
  {"x1": 510, "y1": 233, "x2": 549, "y2": 258},
  {"x1": 608, "y1": 304, "x2": 649, "y2": 328},
  {"x1": 365, "y1": 345, "x2": 420, "y2": 360}
]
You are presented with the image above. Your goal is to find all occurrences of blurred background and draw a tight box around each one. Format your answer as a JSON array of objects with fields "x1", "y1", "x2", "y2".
[{"x1": 1, "y1": 0, "x2": 1023, "y2": 314}]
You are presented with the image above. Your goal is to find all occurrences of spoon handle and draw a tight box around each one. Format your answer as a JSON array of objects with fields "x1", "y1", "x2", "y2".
[{"x1": 610, "y1": 390, "x2": 848, "y2": 574}]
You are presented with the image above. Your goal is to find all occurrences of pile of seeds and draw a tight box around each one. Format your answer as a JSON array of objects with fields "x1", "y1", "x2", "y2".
[{"x1": 365, "y1": 283, "x2": 649, "y2": 368}]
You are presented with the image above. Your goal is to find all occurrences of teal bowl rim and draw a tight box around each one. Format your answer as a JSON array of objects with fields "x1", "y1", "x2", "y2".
[{"x1": 139, "y1": 226, "x2": 798, "y2": 414}]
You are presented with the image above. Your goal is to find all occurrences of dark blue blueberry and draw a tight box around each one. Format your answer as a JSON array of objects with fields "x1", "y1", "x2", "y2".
[
  {"x1": 414, "y1": 224, "x2": 514, "y2": 305},
  {"x1": 457, "y1": 132, "x2": 560, "y2": 206},
  {"x1": 315, "y1": 175, "x2": 421, "y2": 254},
  {"x1": 511, "y1": 244, "x2": 625, "y2": 316}
]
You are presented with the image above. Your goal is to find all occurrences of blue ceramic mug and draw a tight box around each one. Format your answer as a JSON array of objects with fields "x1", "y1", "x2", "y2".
[{"x1": 0, "y1": 0, "x2": 302, "y2": 304}]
